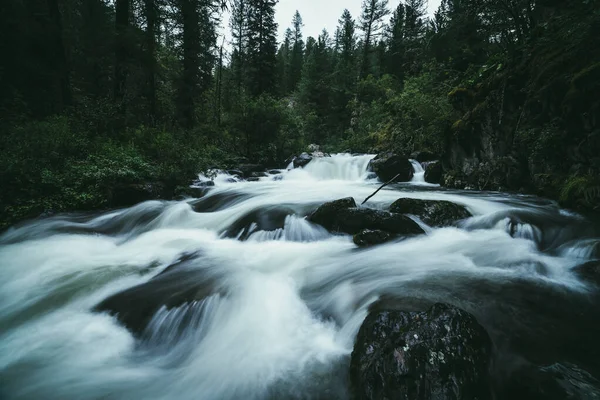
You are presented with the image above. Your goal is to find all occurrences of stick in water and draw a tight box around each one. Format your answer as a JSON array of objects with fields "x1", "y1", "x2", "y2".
[{"x1": 361, "y1": 173, "x2": 401, "y2": 205}]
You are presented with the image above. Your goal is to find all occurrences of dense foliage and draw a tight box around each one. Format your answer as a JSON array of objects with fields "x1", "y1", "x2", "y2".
[{"x1": 1, "y1": 0, "x2": 599, "y2": 227}]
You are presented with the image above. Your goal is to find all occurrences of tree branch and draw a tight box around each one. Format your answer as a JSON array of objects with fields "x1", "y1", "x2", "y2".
[{"x1": 361, "y1": 173, "x2": 401, "y2": 205}]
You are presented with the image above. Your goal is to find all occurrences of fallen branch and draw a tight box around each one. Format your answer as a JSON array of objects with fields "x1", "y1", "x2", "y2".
[{"x1": 361, "y1": 173, "x2": 401, "y2": 205}]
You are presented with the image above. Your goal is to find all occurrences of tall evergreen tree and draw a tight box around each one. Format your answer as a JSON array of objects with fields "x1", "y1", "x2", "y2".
[
  {"x1": 229, "y1": 0, "x2": 248, "y2": 94},
  {"x1": 288, "y1": 11, "x2": 305, "y2": 92},
  {"x1": 331, "y1": 9, "x2": 357, "y2": 136},
  {"x1": 359, "y1": 0, "x2": 389, "y2": 80},
  {"x1": 114, "y1": 0, "x2": 131, "y2": 105},
  {"x1": 246, "y1": 0, "x2": 278, "y2": 97},
  {"x1": 144, "y1": 0, "x2": 158, "y2": 121},
  {"x1": 276, "y1": 28, "x2": 293, "y2": 95}
]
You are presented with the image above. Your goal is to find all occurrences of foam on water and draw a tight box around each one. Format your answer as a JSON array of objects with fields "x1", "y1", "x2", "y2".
[{"x1": 0, "y1": 153, "x2": 598, "y2": 400}]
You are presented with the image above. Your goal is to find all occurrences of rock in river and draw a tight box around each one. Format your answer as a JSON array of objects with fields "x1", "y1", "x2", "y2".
[
  {"x1": 368, "y1": 152, "x2": 413, "y2": 182},
  {"x1": 390, "y1": 198, "x2": 471, "y2": 227},
  {"x1": 350, "y1": 303, "x2": 493, "y2": 400},
  {"x1": 424, "y1": 161, "x2": 443, "y2": 184},
  {"x1": 353, "y1": 229, "x2": 394, "y2": 247},
  {"x1": 308, "y1": 197, "x2": 424, "y2": 236}
]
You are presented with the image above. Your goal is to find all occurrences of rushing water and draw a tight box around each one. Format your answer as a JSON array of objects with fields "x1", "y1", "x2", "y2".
[{"x1": 1, "y1": 154, "x2": 600, "y2": 399}]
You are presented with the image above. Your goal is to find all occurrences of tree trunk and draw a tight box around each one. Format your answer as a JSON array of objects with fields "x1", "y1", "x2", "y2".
[
  {"x1": 144, "y1": 0, "x2": 157, "y2": 123},
  {"x1": 180, "y1": 0, "x2": 199, "y2": 128},
  {"x1": 114, "y1": 0, "x2": 130, "y2": 105},
  {"x1": 46, "y1": 0, "x2": 71, "y2": 110}
]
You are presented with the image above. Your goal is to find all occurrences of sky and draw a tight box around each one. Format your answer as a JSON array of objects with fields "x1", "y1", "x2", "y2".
[
  {"x1": 274, "y1": 0, "x2": 442, "y2": 41},
  {"x1": 221, "y1": 0, "x2": 442, "y2": 47}
]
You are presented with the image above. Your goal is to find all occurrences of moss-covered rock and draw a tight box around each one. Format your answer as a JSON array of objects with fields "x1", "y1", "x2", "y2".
[{"x1": 390, "y1": 198, "x2": 471, "y2": 227}]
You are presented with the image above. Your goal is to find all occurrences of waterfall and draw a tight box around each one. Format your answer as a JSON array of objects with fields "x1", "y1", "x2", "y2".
[
  {"x1": 409, "y1": 159, "x2": 426, "y2": 184},
  {"x1": 290, "y1": 153, "x2": 375, "y2": 181}
]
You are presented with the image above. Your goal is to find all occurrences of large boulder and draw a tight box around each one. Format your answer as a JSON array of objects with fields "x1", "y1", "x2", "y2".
[
  {"x1": 350, "y1": 303, "x2": 492, "y2": 400},
  {"x1": 368, "y1": 152, "x2": 413, "y2": 182},
  {"x1": 410, "y1": 151, "x2": 438, "y2": 163},
  {"x1": 353, "y1": 229, "x2": 394, "y2": 247},
  {"x1": 237, "y1": 164, "x2": 266, "y2": 177},
  {"x1": 94, "y1": 252, "x2": 223, "y2": 336},
  {"x1": 308, "y1": 198, "x2": 425, "y2": 236},
  {"x1": 574, "y1": 261, "x2": 600, "y2": 285},
  {"x1": 390, "y1": 198, "x2": 471, "y2": 227},
  {"x1": 424, "y1": 161, "x2": 443, "y2": 184},
  {"x1": 294, "y1": 152, "x2": 313, "y2": 168}
]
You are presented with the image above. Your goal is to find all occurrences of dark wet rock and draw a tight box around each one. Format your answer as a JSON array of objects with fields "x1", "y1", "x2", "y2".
[
  {"x1": 227, "y1": 169, "x2": 244, "y2": 177},
  {"x1": 191, "y1": 180, "x2": 216, "y2": 188},
  {"x1": 174, "y1": 186, "x2": 210, "y2": 199},
  {"x1": 272, "y1": 175, "x2": 284, "y2": 181},
  {"x1": 500, "y1": 362, "x2": 600, "y2": 400},
  {"x1": 350, "y1": 303, "x2": 492, "y2": 400},
  {"x1": 424, "y1": 161, "x2": 443, "y2": 184},
  {"x1": 268, "y1": 169, "x2": 282, "y2": 175},
  {"x1": 109, "y1": 182, "x2": 167, "y2": 207},
  {"x1": 284, "y1": 155, "x2": 296, "y2": 168},
  {"x1": 308, "y1": 198, "x2": 424, "y2": 236},
  {"x1": 410, "y1": 151, "x2": 438, "y2": 163},
  {"x1": 94, "y1": 252, "x2": 224, "y2": 336},
  {"x1": 250, "y1": 171, "x2": 268, "y2": 178},
  {"x1": 294, "y1": 152, "x2": 313, "y2": 168},
  {"x1": 224, "y1": 205, "x2": 298, "y2": 240},
  {"x1": 237, "y1": 164, "x2": 266, "y2": 177},
  {"x1": 368, "y1": 152, "x2": 413, "y2": 182},
  {"x1": 247, "y1": 177, "x2": 261, "y2": 182},
  {"x1": 353, "y1": 229, "x2": 394, "y2": 247},
  {"x1": 390, "y1": 198, "x2": 471, "y2": 227},
  {"x1": 307, "y1": 144, "x2": 320, "y2": 152},
  {"x1": 574, "y1": 261, "x2": 600, "y2": 285}
]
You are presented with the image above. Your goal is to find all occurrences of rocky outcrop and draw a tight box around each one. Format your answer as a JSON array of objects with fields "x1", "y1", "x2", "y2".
[
  {"x1": 390, "y1": 198, "x2": 471, "y2": 227},
  {"x1": 410, "y1": 151, "x2": 438, "y2": 163},
  {"x1": 308, "y1": 197, "x2": 424, "y2": 236},
  {"x1": 293, "y1": 152, "x2": 313, "y2": 168},
  {"x1": 237, "y1": 164, "x2": 266, "y2": 178},
  {"x1": 350, "y1": 303, "x2": 492, "y2": 400},
  {"x1": 574, "y1": 261, "x2": 600, "y2": 285},
  {"x1": 94, "y1": 252, "x2": 223, "y2": 336},
  {"x1": 424, "y1": 161, "x2": 443, "y2": 184},
  {"x1": 353, "y1": 229, "x2": 394, "y2": 247},
  {"x1": 368, "y1": 152, "x2": 413, "y2": 182}
]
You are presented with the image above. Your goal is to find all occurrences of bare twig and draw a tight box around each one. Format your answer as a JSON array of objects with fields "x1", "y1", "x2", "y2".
[{"x1": 361, "y1": 173, "x2": 401, "y2": 205}]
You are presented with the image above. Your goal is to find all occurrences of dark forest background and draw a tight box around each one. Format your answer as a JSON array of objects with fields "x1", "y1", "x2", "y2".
[{"x1": 1, "y1": 0, "x2": 599, "y2": 228}]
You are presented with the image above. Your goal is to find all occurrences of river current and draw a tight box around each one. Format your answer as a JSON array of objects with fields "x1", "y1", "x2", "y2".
[{"x1": 1, "y1": 154, "x2": 600, "y2": 399}]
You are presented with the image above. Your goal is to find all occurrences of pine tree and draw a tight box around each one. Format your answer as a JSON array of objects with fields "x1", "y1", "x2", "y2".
[
  {"x1": 229, "y1": 0, "x2": 248, "y2": 94},
  {"x1": 144, "y1": 0, "x2": 158, "y2": 121},
  {"x1": 114, "y1": 0, "x2": 130, "y2": 105},
  {"x1": 276, "y1": 28, "x2": 293, "y2": 95},
  {"x1": 298, "y1": 30, "x2": 334, "y2": 143},
  {"x1": 331, "y1": 9, "x2": 357, "y2": 137},
  {"x1": 246, "y1": 0, "x2": 278, "y2": 97},
  {"x1": 288, "y1": 11, "x2": 304, "y2": 92},
  {"x1": 386, "y1": 3, "x2": 406, "y2": 82},
  {"x1": 359, "y1": 0, "x2": 389, "y2": 80}
]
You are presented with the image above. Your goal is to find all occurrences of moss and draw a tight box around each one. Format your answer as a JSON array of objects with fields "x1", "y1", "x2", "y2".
[
  {"x1": 452, "y1": 119, "x2": 465, "y2": 131},
  {"x1": 571, "y1": 62, "x2": 600, "y2": 90}
]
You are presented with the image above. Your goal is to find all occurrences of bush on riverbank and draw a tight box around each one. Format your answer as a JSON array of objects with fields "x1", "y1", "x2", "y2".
[{"x1": 0, "y1": 116, "x2": 232, "y2": 229}]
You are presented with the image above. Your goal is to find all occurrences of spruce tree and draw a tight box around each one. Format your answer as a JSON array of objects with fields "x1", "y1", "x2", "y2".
[
  {"x1": 246, "y1": 0, "x2": 278, "y2": 97},
  {"x1": 359, "y1": 0, "x2": 389, "y2": 80},
  {"x1": 289, "y1": 11, "x2": 305, "y2": 92}
]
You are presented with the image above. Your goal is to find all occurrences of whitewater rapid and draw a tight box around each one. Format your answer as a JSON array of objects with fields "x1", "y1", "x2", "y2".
[{"x1": 1, "y1": 154, "x2": 599, "y2": 399}]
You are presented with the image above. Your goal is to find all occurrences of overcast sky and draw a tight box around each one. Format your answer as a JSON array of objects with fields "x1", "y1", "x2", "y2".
[
  {"x1": 274, "y1": 0, "x2": 441, "y2": 41},
  {"x1": 221, "y1": 0, "x2": 442, "y2": 46}
]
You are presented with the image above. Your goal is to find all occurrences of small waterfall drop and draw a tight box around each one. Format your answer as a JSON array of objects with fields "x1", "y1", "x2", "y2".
[
  {"x1": 409, "y1": 159, "x2": 426, "y2": 184},
  {"x1": 289, "y1": 154, "x2": 375, "y2": 181}
]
